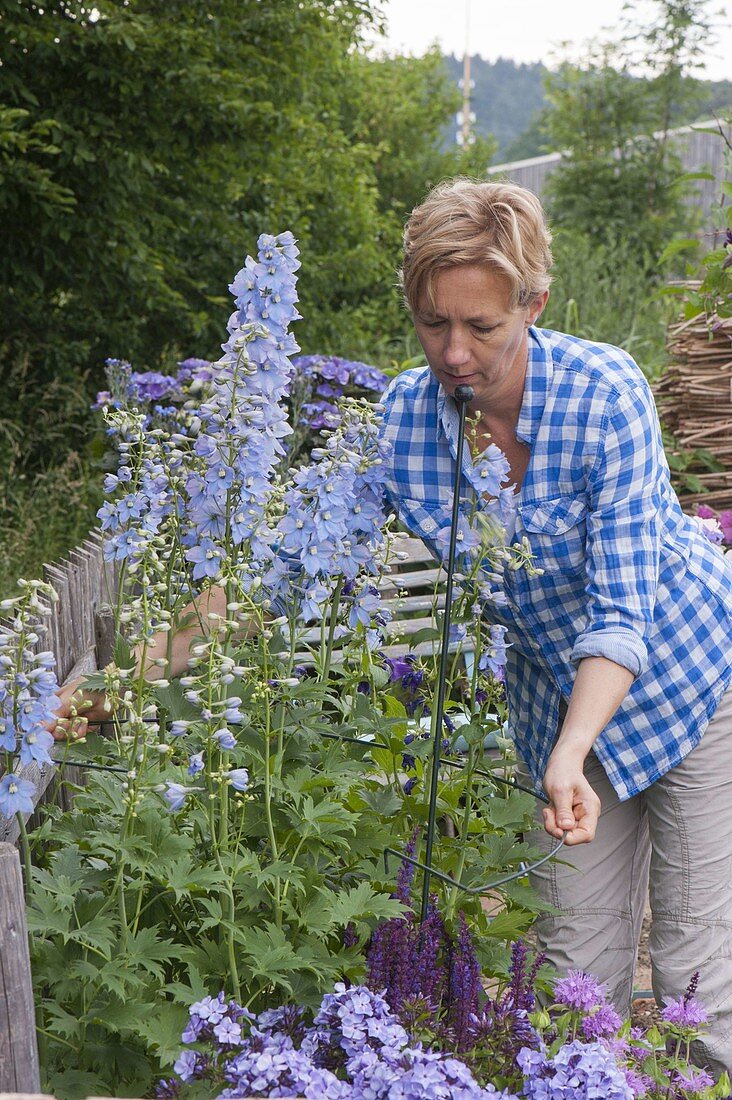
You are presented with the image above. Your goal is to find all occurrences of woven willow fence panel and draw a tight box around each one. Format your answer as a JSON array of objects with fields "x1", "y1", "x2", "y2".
[{"x1": 655, "y1": 311, "x2": 732, "y2": 510}]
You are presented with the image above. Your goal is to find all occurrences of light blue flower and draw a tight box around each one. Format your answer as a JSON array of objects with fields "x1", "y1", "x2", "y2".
[
  {"x1": 214, "y1": 728, "x2": 237, "y2": 750},
  {"x1": 186, "y1": 538, "x2": 225, "y2": 581},
  {"x1": 0, "y1": 716, "x2": 16, "y2": 752},
  {"x1": 228, "y1": 768, "x2": 249, "y2": 792},
  {"x1": 187, "y1": 752, "x2": 204, "y2": 776},
  {"x1": 19, "y1": 728, "x2": 54, "y2": 766},
  {"x1": 163, "y1": 782, "x2": 196, "y2": 811},
  {"x1": 0, "y1": 773, "x2": 36, "y2": 818}
]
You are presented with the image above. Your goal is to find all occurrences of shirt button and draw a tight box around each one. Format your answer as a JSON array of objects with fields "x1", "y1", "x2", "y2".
[{"x1": 423, "y1": 518, "x2": 436, "y2": 533}]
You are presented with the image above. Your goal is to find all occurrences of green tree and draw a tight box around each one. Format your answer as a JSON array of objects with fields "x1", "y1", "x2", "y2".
[
  {"x1": 543, "y1": 0, "x2": 718, "y2": 263},
  {"x1": 0, "y1": 0, "x2": 496, "y2": 586}
]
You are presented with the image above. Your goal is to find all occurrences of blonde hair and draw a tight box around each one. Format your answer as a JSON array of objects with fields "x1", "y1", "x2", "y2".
[{"x1": 400, "y1": 177, "x2": 553, "y2": 313}]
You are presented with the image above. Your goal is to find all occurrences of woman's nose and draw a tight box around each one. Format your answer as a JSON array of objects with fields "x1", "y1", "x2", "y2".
[{"x1": 443, "y1": 328, "x2": 470, "y2": 368}]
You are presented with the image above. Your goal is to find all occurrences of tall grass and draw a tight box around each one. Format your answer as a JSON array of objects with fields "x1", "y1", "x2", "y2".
[
  {"x1": 0, "y1": 448, "x2": 102, "y2": 599},
  {"x1": 541, "y1": 229, "x2": 675, "y2": 381}
]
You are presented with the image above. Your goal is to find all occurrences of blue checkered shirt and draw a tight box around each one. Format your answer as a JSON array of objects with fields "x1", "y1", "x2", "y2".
[{"x1": 379, "y1": 326, "x2": 732, "y2": 800}]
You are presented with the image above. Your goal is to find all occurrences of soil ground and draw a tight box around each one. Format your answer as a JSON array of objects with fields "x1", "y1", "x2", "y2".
[{"x1": 631, "y1": 902, "x2": 663, "y2": 1029}]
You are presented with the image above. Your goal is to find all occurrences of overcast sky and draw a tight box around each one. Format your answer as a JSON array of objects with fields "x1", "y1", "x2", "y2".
[{"x1": 365, "y1": 0, "x2": 732, "y2": 82}]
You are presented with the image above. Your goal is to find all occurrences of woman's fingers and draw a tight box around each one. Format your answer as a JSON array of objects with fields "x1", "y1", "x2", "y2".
[
  {"x1": 542, "y1": 779, "x2": 601, "y2": 846},
  {"x1": 51, "y1": 715, "x2": 89, "y2": 742}
]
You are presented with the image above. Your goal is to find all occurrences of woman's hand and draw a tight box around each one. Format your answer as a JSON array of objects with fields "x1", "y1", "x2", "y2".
[
  {"x1": 46, "y1": 677, "x2": 111, "y2": 742},
  {"x1": 542, "y1": 746, "x2": 601, "y2": 846}
]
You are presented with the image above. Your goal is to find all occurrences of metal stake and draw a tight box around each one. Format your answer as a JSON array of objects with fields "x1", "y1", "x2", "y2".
[{"x1": 420, "y1": 383, "x2": 474, "y2": 924}]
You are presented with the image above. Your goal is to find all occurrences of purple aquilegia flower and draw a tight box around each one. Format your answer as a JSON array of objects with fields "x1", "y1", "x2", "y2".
[{"x1": 553, "y1": 969, "x2": 608, "y2": 1012}]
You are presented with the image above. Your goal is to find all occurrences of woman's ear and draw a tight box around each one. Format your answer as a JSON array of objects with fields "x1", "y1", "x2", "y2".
[{"x1": 527, "y1": 289, "x2": 550, "y2": 327}]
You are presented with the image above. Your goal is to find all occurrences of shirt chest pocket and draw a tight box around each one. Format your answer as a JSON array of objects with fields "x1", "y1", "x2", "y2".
[
  {"x1": 398, "y1": 497, "x2": 451, "y2": 552},
  {"x1": 519, "y1": 495, "x2": 588, "y2": 576}
]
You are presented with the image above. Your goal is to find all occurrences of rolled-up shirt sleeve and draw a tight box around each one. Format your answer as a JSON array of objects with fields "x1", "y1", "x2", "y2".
[{"x1": 571, "y1": 382, "x2": 664, "y2": 678}]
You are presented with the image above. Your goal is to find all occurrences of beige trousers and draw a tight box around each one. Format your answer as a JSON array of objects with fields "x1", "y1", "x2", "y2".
[{"x1": 521, "y1": 685, "x2": 732, "y2": 1079}]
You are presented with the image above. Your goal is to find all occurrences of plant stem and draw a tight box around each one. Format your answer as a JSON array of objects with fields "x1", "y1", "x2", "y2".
[
  {"x1": 17, "y1": 812, "x2": 32, "y2": 898},
  {"x1": 321, "y1": 577, "x2": 343, "y2": 685}
]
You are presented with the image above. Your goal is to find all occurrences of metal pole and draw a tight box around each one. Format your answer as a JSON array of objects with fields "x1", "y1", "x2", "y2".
[
  {"x1": 420, "y1": 383, "x2": 474, "y2": 924},
  {"x1": 461, "y1": 0, "x2": 472, "y2": 147}
]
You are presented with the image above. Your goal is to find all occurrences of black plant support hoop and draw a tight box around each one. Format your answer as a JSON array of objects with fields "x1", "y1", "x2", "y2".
[
  {"x1": 382, "y1": 383, "x2": 565, "y2": 919},
  {"x1": 56, "y1": 383, "x2": 564, "y2": 919}
]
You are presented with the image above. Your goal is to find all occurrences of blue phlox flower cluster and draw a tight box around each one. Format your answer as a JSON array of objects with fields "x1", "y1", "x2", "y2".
[
  {"x1": 221, "y1": 1037, "x2": 349, "y2": 1099},
  {"x1": 291, "y1": 355, "x2": 389, "y2": 432},
  {"x1": 169, "y1": 973, "x2": 716, "y2": 1100},
  {"x1": 517, "y1": 1039, "x2": 634, "y2": 1099},
  {"x1": 166, "y1": 982, "x2": 508, "y2": 1099},
  {"x1": 305, "y1": 983, "x2": 410, "y2": 1066},
  {"x1": 0, "y1": 583, "x2": 59, "y2": 819},
  {"x1": 348, "y1": 1043, "x2": 517, "y2": 1099}
]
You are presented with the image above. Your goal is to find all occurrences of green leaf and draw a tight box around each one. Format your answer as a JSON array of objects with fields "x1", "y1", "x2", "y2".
[
  {"x1": 138, "y1": 1001, "x2": 191, "y2": 1067},
  {"x1": 326, "y1": 882, "x2": 404, "y2": 927},
  {"x1": 657, "y1": 237, "x2": 699, "y2": 264},
  {"x1": 481, "y1": 905, "x2": 535, "y2": 940},
  {"x1": 151, "y1": 677, "x2": 202, "y2": 721},
  {"x1": 358, "y1": 784, "x2": 403, "y2": 817},
  {"x1": 482, "y1": 790, "x2": 535, "y2": 829},
  {"x1": 123, "y1": 927, "x2": 185, "y2": 980},
  {"x1": 403, "y1": 626, "x2": 441, "y2": 646},
  {"x1": 45, "y1": 1067, "x2": 111, "y2": 1098}
]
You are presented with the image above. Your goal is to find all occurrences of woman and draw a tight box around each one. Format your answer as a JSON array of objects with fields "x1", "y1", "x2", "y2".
[
  {"x1": 379, "y1": 177, "x2": 732, "y2": 1077},
  {"x1": 53, "y1": 177, "x2": 732, "y2": 1075}
]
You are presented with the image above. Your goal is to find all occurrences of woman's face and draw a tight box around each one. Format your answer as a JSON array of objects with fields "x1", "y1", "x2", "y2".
[{"x1": 413, "y1": 265, "x2": 548, "y2": 414}]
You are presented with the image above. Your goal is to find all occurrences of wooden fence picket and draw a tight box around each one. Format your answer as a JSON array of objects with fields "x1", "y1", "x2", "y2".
[{"x1": 0, "y1": 845, "x2": 41, "y2": 1093}]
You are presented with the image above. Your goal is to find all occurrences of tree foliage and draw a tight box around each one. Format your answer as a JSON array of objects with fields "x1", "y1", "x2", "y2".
[
  {"x1": 541, "y1": 0, "x2": 719, "y2": 263},
  {"x1": 1, "y1": 0, "x2": 489, "y2": 477}
]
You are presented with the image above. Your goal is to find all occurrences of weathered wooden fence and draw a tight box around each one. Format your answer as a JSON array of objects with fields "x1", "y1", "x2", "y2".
[
  {"x1": 488, "y1": 117, "x2": 732, "y2": 239},
  {"x1": 0, "y1": 531, "x2": 118, "y2": 847},
  {"x1": 0, "y1": 531, "x2": 120, "y2": 1091}
]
